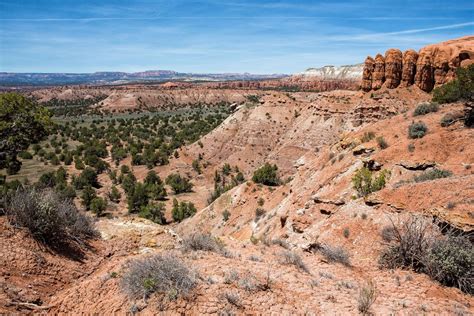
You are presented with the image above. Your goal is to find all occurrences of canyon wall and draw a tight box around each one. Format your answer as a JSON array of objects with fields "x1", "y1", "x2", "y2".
[{"x1": 362, "y1": 36, "x2": 474, "y2": 92}]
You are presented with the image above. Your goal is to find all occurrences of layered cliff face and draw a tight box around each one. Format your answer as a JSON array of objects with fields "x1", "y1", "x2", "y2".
[{"x1": 362, "y1": 36, "x2": 474, "y2": 92}]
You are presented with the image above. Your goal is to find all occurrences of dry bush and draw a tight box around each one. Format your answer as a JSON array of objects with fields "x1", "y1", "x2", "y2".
[
  {"x1": 379, "y1": 216, "x2": 473, "y2": 294},
  {"x1": 357, "y1": 280, "x2": 377, "y2": 314},
  {"x1": 121, "y1": 254, "x2": 197, "y2": 300},
  {"x1": 379, "y1": 216, "x2": 434, "y2": 270},
  {"x1": 5, "y1": 188, "x2": 97, "y2": 245},
  {"x1": 320, "y1": 244, "x2": 351, "y2": 266},
  {"x1": 223, "y1": 292, "x2": 242, "y2": 308},
  {"x1": 182, "y1": 233, "x2": 223, "y2": 253},
  {"x1": 279, "y1": 250, "x2": 309, "y2": 273}
]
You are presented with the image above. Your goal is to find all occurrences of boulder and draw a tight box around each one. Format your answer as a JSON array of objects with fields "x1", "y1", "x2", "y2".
[{"x1": 384, "y1": 49, "x2": 403, "y2": 88}]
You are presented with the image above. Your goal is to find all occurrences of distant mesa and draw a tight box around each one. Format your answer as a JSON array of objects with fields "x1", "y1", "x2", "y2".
[
  {"x1": 362, "y1": 36, "x2": 474, "y2": 92},
  {"x1": 298, "y1": 64, "x2": 364, "y2": 80}
]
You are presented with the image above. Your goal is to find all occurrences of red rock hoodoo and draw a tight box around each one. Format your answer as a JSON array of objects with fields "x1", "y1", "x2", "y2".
[{"x1": 362, "y1": 36, "x2": 474, "y2": 92}]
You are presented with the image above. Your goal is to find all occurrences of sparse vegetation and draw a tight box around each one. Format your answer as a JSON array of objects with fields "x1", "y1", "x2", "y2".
[
  {"x1": 376, "y1": 136, "x2": 388, "y2": 149},
  {"x1": 413, "y1": 102, "x2": 439, "y2": 116},
  {"x1": 252, "y1": 163, "x2": 280, "y2": 186},
  {"x1": 432, "y1": 64, "x2": 473, "y2": 104},
  {"x1": 408, "y1": 121, "x2": 428, "y2": 139},
  {"x1": 361, "y1": 131, "x2": 375, "y2": 143},
  {"x1": 171, "y1": 198, "x2": 197, "y2": 222},
  {"x1": 121, "y1": 254, "x2": 196, "y2": 300},
  {"x1": 379, "y1": 216, "x2": 473, "y2": 294},
  {"x1": 279, "y1": 250, "x2": 309, "y2": 273},
  {"x1": 357, "y1": 280, "x2": 377, "y2": 314},
  {"x1": 5, "y1": 188, "x2": 97, "y2": 245},
  {"x1": 352, "y1": 167, "x2": 390, "y2": 197},
  {"x1": 166, "y1": 173, "x2": 193, "y2": 194},
  {"x1": 182, "y1": 233, "x2": 223, "y2": 253},
  {"x1": 413, "y1": 168, "x2": 452, "y2": 183},
  {"x1": 319, "y1": 244, "x2": 351, "y2": 266}
]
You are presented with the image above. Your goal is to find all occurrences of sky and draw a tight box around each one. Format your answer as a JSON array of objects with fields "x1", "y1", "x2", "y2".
[{"x1": 0, "y1": 0, "x2": 473, "y2": 74}]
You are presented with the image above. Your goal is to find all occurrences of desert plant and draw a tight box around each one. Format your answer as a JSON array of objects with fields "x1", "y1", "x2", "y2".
[
  {"x1": 90, "y1": 196, "x2": 107, "y2": 216},
  {"x1": 376, "y1": 136, "x2": 389, "y2": 149},
  {"x1": 422, "y1": 235, "x2": 473, "y2": 294},
  {"x1": 182, "y1": 233, "x2": 222, "y2": 253},
  {"x1": 413, "y1": 102, "x2": 439, "y2": 116},
  {"x1": 171, "y1": 199, "x2": 197, "y2": 222},
  {"x1": 379, "y1": 216, "x2": 473, "y2": 294},
  {"x1": 5, "y1": 188, "x2": 97, "y2": 245},
  {"x1": 320, "y1": 244, "x2": 351, "y2": 266},
  {"x1": 440, "y1": 113, "x2": 458, "y2": 127},
  {"x1": 360, "y1": 131, "x2": 375, "y2": 143},
  {"x1": 222, "y1": 209, "x2": 231, "y2": 222},
  {"x1": 408, "y1": 121, "x2": 428, "y2": 139},
  {"x1": 139, "y1": 202, "x2": 166, "y2": 224},
  {"x1": 166, "y1": 173, "x2": 193, "y2": 194},
  {"x1": 252, "y1": 163, "x2": 280, "y2": 186},
  {"x1": 279, "y1": 250, "x2": 309, "y2": 273},
  {"x1": 413, "y1": 168, "x2": 452, "y2": 183},
  {"x1": 255, "y1": 208, "x2": 266, "y2": 221},
  {"x1": 108, "y1": 185, "x2": 121, "y2": 202},
  {"x1": 121, "y1": 254, "x2": 196, "y2": 300},
  {"x1": 352, "y1": 167, "x2": 390, "y2": 197},
  {"x1": 432, "y1": 64, "x2": 473, "y2": 104},
  {"x1": 357, "y1": 280, "x2": 377, "y2": 314}
]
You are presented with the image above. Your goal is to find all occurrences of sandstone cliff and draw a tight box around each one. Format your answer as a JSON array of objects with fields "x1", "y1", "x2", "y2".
[{"x1": 362, "y1": 36, "x2": 474, "y2": 92}]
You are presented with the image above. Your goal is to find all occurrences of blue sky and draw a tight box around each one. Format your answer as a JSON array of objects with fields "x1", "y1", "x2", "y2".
[{"x1": 0, "y1": 0, "x2": 473, "y2": 73}]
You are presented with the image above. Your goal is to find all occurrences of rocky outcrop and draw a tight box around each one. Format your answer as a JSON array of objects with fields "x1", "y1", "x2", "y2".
[
  {"x1": 372, "y1": 54, "x2": 385, "y2": 90},
  {"x1": 384, "y1": 49, "x2": 403, "y2": 89},
  {"x1": 401, "y1": 50, "x2": 418, "y2": 87},
  {"x1": 362, "y1": 36, "x2": 474, "y2": 92},
  {"x1": 361, "y1": 57, "x2": 375, "y2": 92}
]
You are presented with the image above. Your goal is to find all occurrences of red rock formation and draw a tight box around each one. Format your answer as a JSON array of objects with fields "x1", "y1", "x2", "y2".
[
  {"x1": 361, "y1": 56, "x2": 375, "y2": 92},
  {"x1": 372, "y1": 54, "x2": 385, "y2": 90},
  {"x1": 415, "y1": 53, "x2": 435, "y2": 92},
  {"x1": 384, "y1": 49, "x2": 403, "y2": 88},
  {"x1": 401, "y1": 50, "x2": 418, "y2": 87}
]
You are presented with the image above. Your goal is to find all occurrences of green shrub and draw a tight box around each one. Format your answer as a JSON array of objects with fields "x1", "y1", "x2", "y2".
[
  {"x1": 0, "y1": 93, "x2": 52, "y2": 175},
  {"x1": 108, "y1": 186, "x2": 121, "y2": 202},
  {"x1": 352, "y1": 167, "x2": 390, "y2": 197},
  {"x1": 81, "y1": 186, "x2": 97, "y2": 210},
  {"x1": 246, "y1": 95, "x2": 260, "y2": 103},
  {"x1": 423, "y1": 236, "x2": 473, "y2": 294},
  {"x1": 90, "y1": 197, "x2": 107, "y2": 216},
  {"x1": 139, "y1": 202, "x2": 166, "y2": 224},
  {"x1": 165, "y1": 173, "x2": 193, "y2": 194},
  {"x1": 414, "y1": 168, "x2": 452, "y2": 183},
  {"x1": 222, "y1": 209, "x2": 231, "y2": 222},
  {"x1": 18, "y1": 151, "x2": 33, "y2": 159},
  {"x1": 413, "y1": 102, "x2": 439, "y2": 116},
  {"x1": 192, "y1": 159, "x2": 202, "y2": 174},
  {"x1": 172, "y1": 198, "x2": 197, "y2": 222},
  {"x1": 408, "y1": 121, "x2": 428, "y2": 139},
  {"x1": 432, "y1": 64, "x2": 474, "y2": 104},
  {"x1": 252, "y1": 163, "x2": 280, "y2": 186}
]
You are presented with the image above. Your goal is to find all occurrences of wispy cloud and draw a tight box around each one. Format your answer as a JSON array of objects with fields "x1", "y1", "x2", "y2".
[{"x1": 351, "y1": 22, "x2": 474, "y2": 39}]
